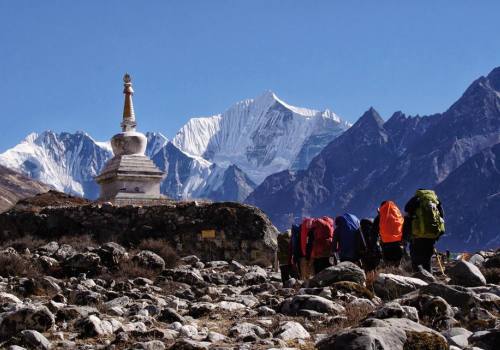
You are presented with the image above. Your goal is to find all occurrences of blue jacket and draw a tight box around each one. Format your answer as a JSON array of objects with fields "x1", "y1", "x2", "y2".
[{"x1": 333, "y1": 213, "x2": 362, "y2": 261}]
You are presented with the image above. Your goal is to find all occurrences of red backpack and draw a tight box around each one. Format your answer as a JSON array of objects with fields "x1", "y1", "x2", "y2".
[
  {"x1": 300, "y1": 218, "x2": 314, "y2": 256},
  {"x1": 311, "y1": 216, "x2": 334, "y2": 258}
]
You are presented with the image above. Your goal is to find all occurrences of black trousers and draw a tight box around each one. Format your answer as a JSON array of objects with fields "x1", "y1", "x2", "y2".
[
  {"x1": 313, "y1": 257, "x2": 331, "y2": 274},
  {"x1": 382, "y1": 241, "x2": 403, "y2": 266},
  {"x1": 410, "y1": 238, "x2": 435, "y2": 272},
  {"x1": 280, "y1": 264, "x2": 298, "y2": 283}
]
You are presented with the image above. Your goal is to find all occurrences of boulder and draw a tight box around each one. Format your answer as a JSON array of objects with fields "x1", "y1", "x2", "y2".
[
  {"x1": 309, "y1": 262, "x2": 366, "y2": 286},
  {"x1": 0, "y1": 292, "x2": 22, "y2": 304},
  {"x1": 228, "y1": 322, "x2": 268, "y2": 342},
  {"x1": 0, "y1": 305, "x2": 55, "y2": 338},
  {"x1": 317, "y1": 318, "x2": 447, "y2": 350},
  {"x1": 448, "y1": 260, "x2": 486, "y2": 287},
  {"x1": 371, "y1": 302, "x2": 419, "y2": 322},
  {"x1": 170, "y1": 338, "x2": 211, "y2": 350},
  {"x1": 374, "y1": 273, "x2": 427, "y2": 299},
  {"x1": 63, "y1": 252, "x2": 101, "y2": 276},
  {"x1": 133, "y1": 340, "x2": 166, "y2": 350},
  {"x1": 420, "y1": 283, "x2": 478, "y2": 307},
  {"x1": 274, "y1": 321, "x2": 310, "y2": 341},
  {"x1": 19, "y1": 330, "x2": 51, "y2": 350},
  {"x1": 442, "y1": 327, "x2": 473, "y2": 349},
  {"x1": 468, "y1": 254, "x2": 485, "y2": 267},
  {"x1": 133, "y1": 250, "x2": 165, "y2": 270},
  {"x1": 96, "y1": 242, "x2": 128, "y2": 267},
  {"x1": 76, "y1": 315, "x2": 120, "y2": 337},
  {"x1": 469, "y1": 329, "x2": 500, "y2": 350},
  {"x1": 280, "y1": 295, "x2": 345, "y2": 315}
]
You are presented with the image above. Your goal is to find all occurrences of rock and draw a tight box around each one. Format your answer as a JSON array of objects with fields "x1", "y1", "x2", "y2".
[
  {"x1": 180, "y1": 255, "x2": 200, "y2": 265},
  {"x1": 421, "y1": 296, "x2": 455, "y2": 319},
  {"x1": 53, "y1": 244, "x2": 76, "y2": 260},
  {"x1": 469, "y1": 329, "x2": 500, "y2": 350},
  {"x1": 448, "y1": 260, "x2": 486, "y2": 287},
  {"x1": 483, "y1": 254, "x2": 500, "y2": 268},
  {"x1": 133, "y1": 340, "x2": 166, "y2": 350},
  {"x1": 37, "y1": 241, "x2": 59, "y2": 256},
  {"x1": 420, "y1": 283, "x2": 478, "y2": 307},
  {"x1": 206, "y1": 331, "x2": 227, "y2": 343},
  {"x1": 309, "y1": 262, "x2": 366, "y2": 286},
  {"x1": 76, "y1": 315, "x2": 115, "y2": 337},
  {"x1": 469, "y1": 254, "x2": 485, "y2": 267},
  {"x1": 228, "y1": 322, "x2": 268, "y2": 342},
  {"x1": 217, "y1": 301, "x2": 246, "y2": 312},
  {"x1": 163, "y1": 268, "x2": 205, "y2": 285},
  {"x1": 442, "y1": 327, "x2": 473, "y2": 349},
  {"x1": 374, "y1": 273, "x2": 427, "y2": 299},
  {"x1": 275, "y1": 321, "x2": 310, "y2": 341},
  {"x1": 412, "y1": 265, "x2": 437, "y2": 283},
  {"x1": 19, "y1": 330, "x2": 51, "y2": 350},
  {"x1": 280, "y1": 295, "x2": 345, "y2": 315},
  {"x1": 158, "y1": 307, "x2": 185, "y2": 323},
  {"x1": 170, "y1": 338, "x2": 211, "y2": 350},
  {"x1": 0, "y1": 305, "x2": 55, "y2": 338},
  {"x1": 372, "y1": 302, "x2": 419, "y2": 322},
  {"x1": 133, "y1": 250, "x2": 165, "y2": 270},
  {"x1": 317, "y1": 318, "x2": 447, "y2": 350},
  {"x1": 0, "y1": 292, "x2": 22, "y2": 304},
  {"x1": 179, "y1": 325, "x2": 198, "y2": 338},
  {"x1": 63, "y1": 252, "x2": 101, "y2": 276},
  {"x1": 97, "y1": 242, "x2": 128, "y2": 267}
]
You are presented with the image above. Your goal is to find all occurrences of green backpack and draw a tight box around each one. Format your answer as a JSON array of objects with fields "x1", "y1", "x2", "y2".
[{"x1": 412, "y1": 190, "x2": 445, "y2": 240}]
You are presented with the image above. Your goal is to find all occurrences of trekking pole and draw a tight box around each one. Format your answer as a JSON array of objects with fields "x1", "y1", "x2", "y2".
[{"x1": 434, "y1": 248, "x2": 446, "y2": 276}]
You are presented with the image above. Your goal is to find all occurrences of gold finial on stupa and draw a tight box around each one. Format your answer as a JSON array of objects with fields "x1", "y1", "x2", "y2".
[{"x1": 121, "y1": 73, "x2": 136, "y2": 131}]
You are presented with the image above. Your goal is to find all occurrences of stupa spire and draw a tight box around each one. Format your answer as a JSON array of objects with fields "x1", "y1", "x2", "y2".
[{"x1": 121, "y1": 73, "x2": 136, "y2": 132}]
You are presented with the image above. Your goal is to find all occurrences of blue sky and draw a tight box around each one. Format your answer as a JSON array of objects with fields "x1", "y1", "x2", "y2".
[{"x1": 1, "y1": 1, "x2": 499, "y2": 151}]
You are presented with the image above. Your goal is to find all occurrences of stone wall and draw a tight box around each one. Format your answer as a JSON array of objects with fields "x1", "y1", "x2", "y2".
[{"x1": 0, "y1": 200, "x2": 278, "y2": 266}]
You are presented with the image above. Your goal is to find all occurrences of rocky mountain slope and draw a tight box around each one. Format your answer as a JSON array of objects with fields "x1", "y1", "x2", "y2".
[
  {"x1": 247, "y1": 66, "x2": 500, "y2": 251},
  {"x1": 0, "y1": 235, "x2": 497, "y2": 349},
  {"x1": 0, "y1": 164, "x2": 50, "y2": 212}
]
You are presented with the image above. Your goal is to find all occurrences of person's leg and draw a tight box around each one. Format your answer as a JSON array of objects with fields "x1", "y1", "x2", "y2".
[
  {"x1": 280, "y1": 264, "x2": 291, "y2": 283},
  {"x1": 422, "y1": 239, "x2": 435, "y2": 272},
  {"x1": 313, "y1": 257, "x2": 330, "y2": 274},
  {"x1": 410, "y1": 240, "x2": 421, "y2": 271}
]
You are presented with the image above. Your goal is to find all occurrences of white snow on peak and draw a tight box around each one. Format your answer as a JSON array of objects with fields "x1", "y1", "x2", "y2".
[{"x1": 173, "y1": 91, "x2": 349, "y2": 184}]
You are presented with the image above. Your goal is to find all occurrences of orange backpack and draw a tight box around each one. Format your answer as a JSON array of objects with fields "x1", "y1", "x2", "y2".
[{"x1": 379, "y1": 201, "x2": 404, "y2": 243}]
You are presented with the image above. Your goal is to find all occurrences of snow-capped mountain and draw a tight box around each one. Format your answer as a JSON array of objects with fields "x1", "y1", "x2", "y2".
[
  {"x1": 0, "y1": 130, "x2": 255, "y2": 202},
  {"x1": 173, "y1": 91, "x2": 350, "y2": 183}
]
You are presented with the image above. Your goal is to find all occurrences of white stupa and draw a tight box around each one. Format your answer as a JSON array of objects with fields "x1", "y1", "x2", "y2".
[{"x1": 95, "y1": 74, "x2": 165, "y2": 201}]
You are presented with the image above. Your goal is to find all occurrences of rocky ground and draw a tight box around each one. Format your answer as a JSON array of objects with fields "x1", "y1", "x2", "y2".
[{"x1": 0, "y1": 237, "x2": 498, "y2": 349}]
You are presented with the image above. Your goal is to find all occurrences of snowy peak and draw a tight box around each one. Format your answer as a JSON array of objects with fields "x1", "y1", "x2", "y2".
[{"x1": 173, "y1": 91, "x2": 350, "y2": 183}]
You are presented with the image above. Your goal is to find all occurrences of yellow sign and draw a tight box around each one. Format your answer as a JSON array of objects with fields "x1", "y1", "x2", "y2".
[{"x1": 201, "y1": 230, "x2": 216, "y2": 239}]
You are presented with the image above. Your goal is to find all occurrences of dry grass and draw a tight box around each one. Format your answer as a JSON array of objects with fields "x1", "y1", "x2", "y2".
[
  {"x1": 58, "y1": 234, "x2": 97, "y2": 251},
  {"x1": 99, "y1": 259, "x2": 158, "y2": 281},
  {"x1": 0, "y1": 235, "x2": 48, "y2": 252},
  {"x1": 0, "y1": 253, "x2": 42, "y2": 278},
  {"x1": 137, "y1": 238, "x2": 178, "y2": 268}
]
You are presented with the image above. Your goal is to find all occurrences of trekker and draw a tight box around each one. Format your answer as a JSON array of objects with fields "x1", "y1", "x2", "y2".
[
  {"x1": 290, "y1": 224, "x2": 302, "y2": 277},
  {"x1": 306, "y1": 217, "x2": 334, "y2": 274},
  {"x1": 375, "y1": 201, "x2": 404, "y2": 266},
  {"x1": 277, "y1": 230, "x2": 294, "y2": 283},
  {"x1": 405, "y1": 189, "x2": 445, "y2": 272},
  {"x1": 299, "y1": 218, "x2": 314, "y2": 279},
  {"x1": 332, "y1": 214, "x2": 366, "y2": 265},
  {"x1": 360, "y1": 218, "x2": 381, "y2": 271}
]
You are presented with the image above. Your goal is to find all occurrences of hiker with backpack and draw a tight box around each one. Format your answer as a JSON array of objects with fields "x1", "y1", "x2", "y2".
[
  {"x1": 277, "y1": 229, "x2": 295, "y2": 283},
  {"x1": 373, "y1": 201, "x2": 404, "y2": 266},
  {"x1": 360, "y1": 218, "x2": 382, "y2": 271},
  {"x1": 332, "y1": 213, "x2": 366, "y2": 265},
  {"x1": 299, "y1": 218, "x2": 314, "y2": 279},
  {"x1": 405, "y1": 189, "x2": 445, "y2": 272},
  {"x1": 306, "y1": 216, "x2": 334, "y2": 274},
  {"x1": 289, "y1": 224, "x2": 302, "y2": 278}
]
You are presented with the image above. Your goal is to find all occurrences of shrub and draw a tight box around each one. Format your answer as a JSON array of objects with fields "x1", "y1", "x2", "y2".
[
  {"x1": 102, "y1": 259, "x2": 157, "y2": 281},
  {"x1": 58, "y1": 234, "x2": 97, "y2": 251},
  {"x1": 0, "y1": 235, "x2": 47, "y2": 252},
  {"x1": 0, "y1": 253, "x2": 41, "y2": 278},
  {"x1": 138, "y1": 239, "x2": 178, "y2": 268}
]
